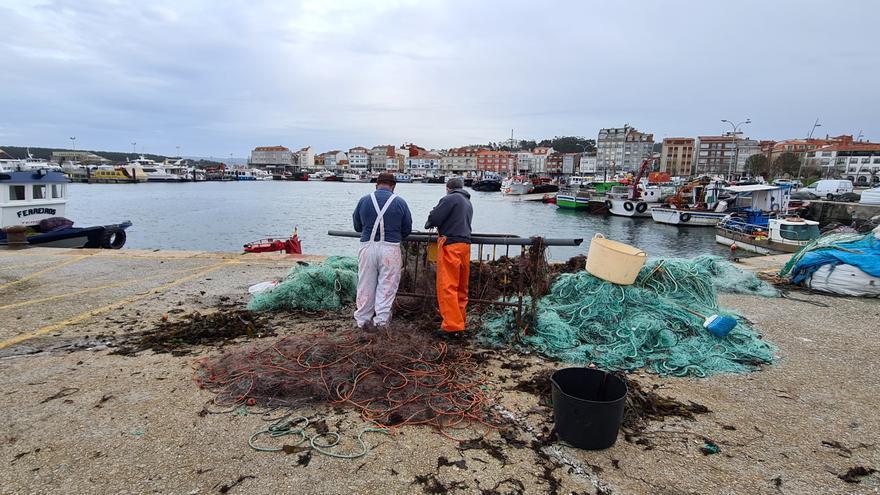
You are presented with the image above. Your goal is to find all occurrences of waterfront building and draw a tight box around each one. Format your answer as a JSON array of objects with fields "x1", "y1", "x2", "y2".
[
  {"x1": 406, "y1": 152, "x2": 442, "y2": 176},
  {"x1": 694, "y1": 135, "x2": 736, "y2": 176},
  {"x1": 476, "y1": 150, "x2": 515, "y2": 175},
  {"x1": 694, "y1": 134, "x2": 761, "y2": 177},
  {"x1": 370, "y1": 145, "x2": 396, "y2": 171},
  {"x1": 296, "y1": 146, "x2": 314, "y2": 170},
  {"x1": 516, "y1": 151, "x2": 534, "y2": 174},
  {"x1": 320, "y1": 150, "x2": 348, "y2": 171},
  {"x1": 50, "y1": 150, "x2": 110, "y2": 165},
  {"x1": 579, "y1": 152, "x2": 597, "y2": 174},
  {"x1": 803, "y1": 141, "x2": 880, "y2": 185},
  {"x1": 531, "y1": 147, "x2": 553, "y2": 174},
  {"x1": 546, "y1": 152, "x2": 564, "y2": 176},
  {"x1": 562, "y1": 153, "x2": 580, "y2": 175},
  {"x1": 441, "y1": 146, "x2": 481, "y2": 173},
  {"x1": 250, "y1": 146, "x2": 293, "y2": 169},
  {"x1": 348, "y1": 147, "x2": 370, "y2": 171},
  {"x1": 597, "y1": 126, "x2": 654, "y2": 173},
  {"x1": 767, "y1": 135, "x2": 853, "y2": 164},
  {"x1": 659, "y1": 138, "x2": 695, "y2": 177}
]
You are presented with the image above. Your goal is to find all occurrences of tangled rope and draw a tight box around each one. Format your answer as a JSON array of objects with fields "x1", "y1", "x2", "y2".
[
  {"x1": 193, "y1": 325, "x2": 498, "y2": 440},
  {"x1": 479, "y1": 256, "x2": 778, "y2": 377}
]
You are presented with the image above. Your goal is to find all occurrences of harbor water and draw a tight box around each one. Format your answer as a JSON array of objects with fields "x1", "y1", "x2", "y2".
[{"x1": 65, "y1": 181, "x2": 731, "y2": 260}]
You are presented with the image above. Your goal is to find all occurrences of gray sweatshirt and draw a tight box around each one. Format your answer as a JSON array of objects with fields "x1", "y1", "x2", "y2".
[{"x1": 425, "y1": 189, "x2": 473, "y2": 245}]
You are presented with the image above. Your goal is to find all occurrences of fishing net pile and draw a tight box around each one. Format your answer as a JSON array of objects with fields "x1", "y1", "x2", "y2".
[
  {"x1": 248, "y1": 256, "x2": 358, "y2": 312},
  {"x1": 193, "y1": 325, "x2": 496, "y2": 434},
  {"x1": 478, "y1": 255, "x2": 778, "y2": 377}
]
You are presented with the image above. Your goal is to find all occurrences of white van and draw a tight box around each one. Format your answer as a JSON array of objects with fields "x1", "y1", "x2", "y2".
[{"x1": 799, "y1": 179, "x2": 854, "y2": 199}]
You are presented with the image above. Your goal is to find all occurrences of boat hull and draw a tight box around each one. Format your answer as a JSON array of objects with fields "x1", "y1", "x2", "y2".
[
  {"x1": 556, "y1": 194, "x2": 589, "y2": 210},
  {"x1": 608, "y1": 198, "x2": 655, "y2": 217},
  {"x1": 715, "y1": 228, "x2": 805, "y2": 254},
  {"x1": 502, "y1": 183, "x2": 534, "y2": 195},
  {"x1": 0, "y1": 222, "x2": 132, "y2": 249},
  {"x1": 651, "y1": 208, "x2": 726, "y2": 226}
]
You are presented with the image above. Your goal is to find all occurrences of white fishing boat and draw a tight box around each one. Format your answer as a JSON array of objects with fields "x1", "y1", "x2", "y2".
[
  {"x1": 714, "y1": 184, "x2": 819, "y2": 253},
  {"x1": 342, "y1": 172, "x2": 370, "y2": 183},
  {"x1": 650, "y1": 180, "x2": 729, "y2": 227},
  {"x1": 1, "y1": 164, "x2": 131, "y2": 248},
  {"x1": 607, "y1": 184, "x2": 663, "y2": 217},
  {"x1": 605, "y1": 159, "x2": 661, "y2": 218},
  {"x1": 502, "y1": 176, "x2": 534, "y2": 195}
]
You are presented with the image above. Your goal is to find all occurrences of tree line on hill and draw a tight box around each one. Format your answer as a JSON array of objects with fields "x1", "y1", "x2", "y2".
[{"x1": 481, "y1": 136, "x2": 597, "y2": 154}]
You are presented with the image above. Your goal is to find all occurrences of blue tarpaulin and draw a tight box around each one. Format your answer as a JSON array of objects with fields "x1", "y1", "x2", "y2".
[{"x1": 785, "y1": 233, "x2": 880, "y2": 285}]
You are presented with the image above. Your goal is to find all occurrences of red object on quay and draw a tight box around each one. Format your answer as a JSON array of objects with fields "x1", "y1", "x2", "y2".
[{"x1": 243, "y1": 229, "x2": 303, "y2": 254}]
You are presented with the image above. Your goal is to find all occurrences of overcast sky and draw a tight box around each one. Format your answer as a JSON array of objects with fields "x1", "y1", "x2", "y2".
[{"x1": 1, "y1": 0, "x2": 877, "y2": 157}]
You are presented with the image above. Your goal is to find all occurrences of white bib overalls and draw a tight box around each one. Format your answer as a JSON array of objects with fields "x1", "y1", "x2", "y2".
[{"x1": 354, "y1": 192, "x2": 403, "y2": 327}]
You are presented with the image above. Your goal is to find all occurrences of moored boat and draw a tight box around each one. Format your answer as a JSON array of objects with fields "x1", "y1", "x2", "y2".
[
  {"x1": 502, "y1": 176, "x2": 534, "y2": 195},
  {"x1": 0, "y1": 166, "x2": 131, "y2": 248}
]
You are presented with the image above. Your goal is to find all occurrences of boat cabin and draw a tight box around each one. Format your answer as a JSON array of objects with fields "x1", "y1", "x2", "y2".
[
  {"x1": 724, "y1": 184, "x2": 791, "y2": 212},
  {"x1": 1, "y1": 170, "x2": 68, "y2": 228}
]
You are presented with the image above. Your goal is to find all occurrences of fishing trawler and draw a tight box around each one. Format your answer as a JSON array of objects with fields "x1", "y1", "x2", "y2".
[
  {"x1": 650, "y1": 179, "x2": 730, "y2": 226},
  {"x1": 0, "y1": 164, "x2": 131, "y2": 248},
  {"x1": 714, "y1": 184, "x2": 819, "y2": 253}
]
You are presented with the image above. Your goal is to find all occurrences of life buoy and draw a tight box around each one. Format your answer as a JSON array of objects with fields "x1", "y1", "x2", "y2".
[
  {"x1": 623, "y1": 201, "x2": 634, "y2": 212},
  {"x1": 680, "y1": 213, "x2": 691, "y2": 222},
  {"x1": 604, "y1": 200, "x2": 612, "y2": 210},
  {"x1": 636, "y1": 202, "x2": 648, "y2": 213},
  {"x1": 101, "y1": 229, "x2": 126, "y2": 249}
]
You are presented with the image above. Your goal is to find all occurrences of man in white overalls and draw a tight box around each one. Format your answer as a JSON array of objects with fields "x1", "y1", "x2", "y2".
[{"x1": 352, "y1": 173, "x2": 413, "y2": 328}]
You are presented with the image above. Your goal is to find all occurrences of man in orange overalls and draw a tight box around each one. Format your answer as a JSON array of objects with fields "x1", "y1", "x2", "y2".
[{"x1": 425, "y1": 177, "x2": 473, "y2": 333}]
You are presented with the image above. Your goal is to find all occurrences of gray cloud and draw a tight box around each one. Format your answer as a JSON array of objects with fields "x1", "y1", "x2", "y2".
[{"x1": 1, "y1": 0, "x2": 877, "y2": 157}]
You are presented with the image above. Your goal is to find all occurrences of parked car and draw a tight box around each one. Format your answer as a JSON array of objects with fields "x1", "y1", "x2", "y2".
[
  {"x1": 798, "y1": 179, "x2": 854, "y2": 200},
  {"x1": 859, "y1": 186, "x2": 880, "y2": 205}
]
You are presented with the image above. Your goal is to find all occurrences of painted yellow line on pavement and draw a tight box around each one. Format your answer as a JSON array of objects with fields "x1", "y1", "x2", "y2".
[
  {"x1": 0, "y1": 259, "x2": 238, "y2": 350},
  {"x1": 0, "y1": 259, "x2": 62, "y2": 271},
  {"x1": 0, "y1": 263, "x2": 217, "y2": 311},
  {"x1": 0, "y1": 255, "x2": 89, "y2": 292}
]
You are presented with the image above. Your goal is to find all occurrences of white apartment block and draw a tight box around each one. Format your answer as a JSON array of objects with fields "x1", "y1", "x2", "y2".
[
  {"x1": 348, "y1": 147, "x2": 370, "y2": 171},
  {"x1": 406, "y1": 153, "x2": 442, "y2": 175},
  {"x1": 321, "y1": 151, "x2": 347, "y2": 170},
  {"x1": 296, "y1": 146, "x2": 314, "y2": 170},
  {"x1": 516, "y1": 152, "x2": 533, "y2": 173},
  {"x1": 530, "y1": 147, "x2": 553, "y2": 174},
  {"x1": 578, "y1": 153, "x2": 597, "y2": 174},
  {"x1": 562, "y1": 153, "x2": 579, "y2": 175},
  {"x1": 803, "y1": 143, "x2": 880, "y2": 186}
]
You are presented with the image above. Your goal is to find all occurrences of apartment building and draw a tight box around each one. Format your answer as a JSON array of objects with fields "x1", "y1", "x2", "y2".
[
  {"x1": 516, "y1": 151, "x2": 534, "y2": 173},
  {"x1": 596, "y1": 126, "x2": 654, "y2": 172},
  {"x1": 531, "y1": 147, "x2": 553, "y2": 174},
  {"x1": 562, "y1": 153, "x2": 580, "y2": 175},
  {"x1": 546, "y1": 152, "x2": 564, "y2": 176},
  {"x1": 476, "y1": 150, "x2": 515, "y2": 174},
  {"x1": 348, "y1": 147, "x2": 370, "y2": 171},
  {"x1": 804, "y1": 141, "x2": 880, "y2": 185},
  {"x1": 369, "y1": 145, "x2": 396, "y2": 171},
  {"x1": 441, "y1": 146, "x2": 481, "y2": 172},
  {"x1": 406, "y1": 153, "x2": 442, "y2": 175},
  {"x1": 659, "y1": 138, "x2": 695, "y2": 176},
  {"x1": 296, "y1": 146, "x2": 314, "y2": 170},
  {"x1": 578, "y1": 152, "x2": 597, "y2": 174},
  {"x1": 320, "y1": 150, "x2": 347, "y2": 170}
]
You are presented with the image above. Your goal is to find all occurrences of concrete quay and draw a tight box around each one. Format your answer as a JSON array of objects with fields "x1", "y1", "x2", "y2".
[{"x1": 1, "y1": 247, "x2": 878, "y2": 494}]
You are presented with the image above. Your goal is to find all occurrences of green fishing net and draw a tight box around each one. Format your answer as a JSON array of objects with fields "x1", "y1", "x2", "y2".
[
  {"x1": 248, "y1": 256, "x2": 358, "y2": 312},
  {"x1": 478, "y1": 256, "x2": 778, "y2": 377}
]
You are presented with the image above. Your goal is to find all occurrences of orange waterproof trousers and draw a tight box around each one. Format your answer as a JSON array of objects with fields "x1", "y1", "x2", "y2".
[{"x1": 436, "y1": 237, "x2": 470, "y2": 332}]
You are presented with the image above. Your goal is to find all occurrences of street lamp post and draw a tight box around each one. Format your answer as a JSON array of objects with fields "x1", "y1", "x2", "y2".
[
  {"x1": 131, "y1": 142, "x2": 137, "y2": 156},
  {"x1": 721, "y1": 118, "x2": 750, "y2": 180},
  {"x1": 69, "y1": 136, "x2": 76, "y2": 151},
  {"x1": 808, "y1": 118, "x2": 821, "y2": 139}
]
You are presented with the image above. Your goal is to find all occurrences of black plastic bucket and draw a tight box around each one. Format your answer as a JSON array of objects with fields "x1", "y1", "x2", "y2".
[{"x1": 550, "y1": 368, "x2": 627, "y2": 450}]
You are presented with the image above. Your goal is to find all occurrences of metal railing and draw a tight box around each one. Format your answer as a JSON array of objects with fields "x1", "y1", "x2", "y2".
[{"x1": 327, "y1": 230, "x2": 583, "y2": 333}]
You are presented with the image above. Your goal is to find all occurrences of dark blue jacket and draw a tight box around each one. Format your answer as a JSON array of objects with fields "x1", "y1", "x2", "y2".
[
  {"x1": 353, "y1": 188, "x2": 413, "y2": 243},
  {"x1": 425, "y1": 189, "x2": 473, "y2": 244}
]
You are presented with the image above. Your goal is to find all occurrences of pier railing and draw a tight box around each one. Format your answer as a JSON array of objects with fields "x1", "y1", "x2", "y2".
[{"x1": 327, "y1": 230, "x2": 582, "y2": 334}]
